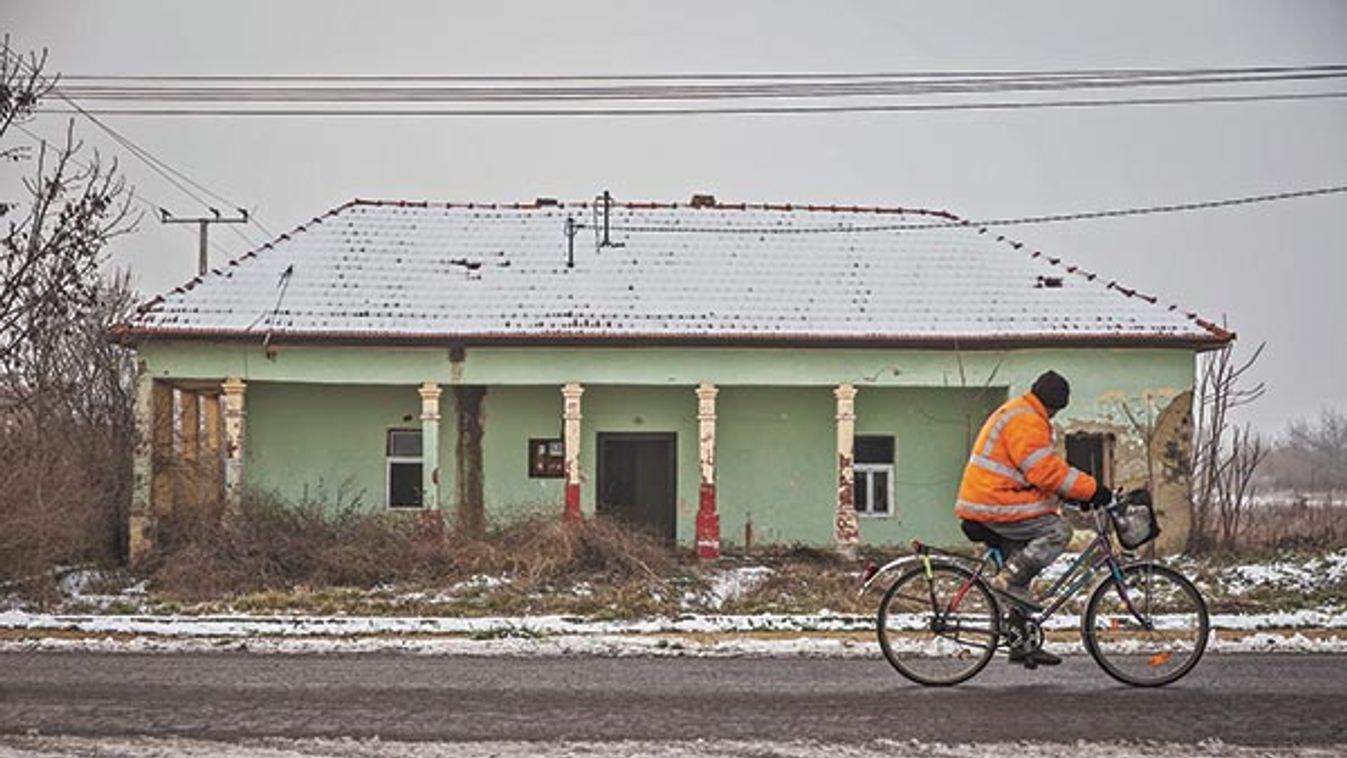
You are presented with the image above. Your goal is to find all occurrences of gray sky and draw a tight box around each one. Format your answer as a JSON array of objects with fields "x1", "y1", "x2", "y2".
[{"x1": 6, "y1": 1, "x2": 1346, "y2": 434}]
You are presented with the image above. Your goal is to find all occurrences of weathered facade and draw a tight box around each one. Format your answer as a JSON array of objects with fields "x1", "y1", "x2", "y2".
[{"x1": 117, "y1": 198, "x2": 1230, "y2": 563}]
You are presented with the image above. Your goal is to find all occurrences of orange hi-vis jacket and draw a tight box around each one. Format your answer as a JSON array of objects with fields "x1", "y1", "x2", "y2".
[{"x1": 955, "y1": 392, "x2": 1097, "y2": 523}]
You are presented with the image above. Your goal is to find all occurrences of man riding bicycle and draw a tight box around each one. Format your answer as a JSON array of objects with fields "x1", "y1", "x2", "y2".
[{"x1": 955, "y1": 370, "x2": 1112, "y2": 667}]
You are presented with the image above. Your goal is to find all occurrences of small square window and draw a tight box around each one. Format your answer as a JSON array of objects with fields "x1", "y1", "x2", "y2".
[
  {"x1": 529, "y1": 438, "x2": 566, "y2": 478},
  {"x1": 854, "y1": 435, "x2": 895, "y2": 517}
]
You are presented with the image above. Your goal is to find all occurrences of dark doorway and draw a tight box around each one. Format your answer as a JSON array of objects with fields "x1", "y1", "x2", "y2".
[{"x1": 597, "y1": 432, "x2": 677, "y2": 543}]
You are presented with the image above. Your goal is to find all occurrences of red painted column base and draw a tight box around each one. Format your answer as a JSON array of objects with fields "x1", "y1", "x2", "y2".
[
  {"x1": 696, "y1": 483, "x2": 720, "y2": 559},
  {"x1": 564, "y1": 482, "x2": 582, "y2": 521}
]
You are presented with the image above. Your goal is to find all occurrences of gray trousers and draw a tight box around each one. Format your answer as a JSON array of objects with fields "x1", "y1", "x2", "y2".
[{"x1": 985, "y1": 514, "x2": 1072, "y2": 584}]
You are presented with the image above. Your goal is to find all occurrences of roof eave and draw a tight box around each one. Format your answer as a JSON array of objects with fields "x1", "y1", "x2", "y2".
[{"x1": 111, "y1": 326, "x2": 1234, "y2": 352}]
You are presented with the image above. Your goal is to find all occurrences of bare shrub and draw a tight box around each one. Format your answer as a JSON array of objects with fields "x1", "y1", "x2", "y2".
[
  {"x1": 0, "y1": 43, "x2": 138, "y2": 601},
  {"x1": 1190, "y1": 341, "x2": 1267, "y2": 553},
  {"x1": 154, "y1": 488, "x2": 444, "y2": 599},
  {"x1": 1222, "y1": 500, "x2": 1347, "y2": 554},
  {"x1": 152, "y1": 489, "x2": 678, "y2": 601},
  {"x1": 0, "y1": 275, "x2": 136, "y2": 602}
]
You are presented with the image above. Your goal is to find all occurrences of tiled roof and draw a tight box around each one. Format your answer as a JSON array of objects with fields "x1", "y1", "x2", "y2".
[{"x1": 119, "y1": 198, "x2": 1231, "y2": 347}]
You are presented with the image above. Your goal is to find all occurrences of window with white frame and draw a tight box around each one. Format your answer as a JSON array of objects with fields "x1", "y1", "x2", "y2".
[
  {"x1": 386, "y1": 429, "x2": 423, "y2": 509},
  {"x1": 854, "y1": 435, "x2": 895, "y2": 517}
]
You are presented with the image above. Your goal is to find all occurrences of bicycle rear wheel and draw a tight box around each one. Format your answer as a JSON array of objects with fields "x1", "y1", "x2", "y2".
[
  {"x1": 877, "y1": 561, "x2": 1000, "y2": 686},
  {"x1": 1082, "y1": 563, "x2": 1209, "y2": 687}
]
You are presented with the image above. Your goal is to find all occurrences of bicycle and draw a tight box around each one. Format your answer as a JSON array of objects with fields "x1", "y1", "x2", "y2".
[{"x1": 860, "y1": 488, "x2": 1209, "y2": 687}]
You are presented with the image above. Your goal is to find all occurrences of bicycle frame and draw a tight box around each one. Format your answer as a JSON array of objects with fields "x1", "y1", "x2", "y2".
[{"x1": 874, "y1": 504, "x2": 1154, "y2": 632}]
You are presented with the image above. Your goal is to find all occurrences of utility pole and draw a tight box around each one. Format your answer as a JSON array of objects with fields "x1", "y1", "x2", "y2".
[{"x1": 159, "y1": 208, "x2": 250, "y2": 275}]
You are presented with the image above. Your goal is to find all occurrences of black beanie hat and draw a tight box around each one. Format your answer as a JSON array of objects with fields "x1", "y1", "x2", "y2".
[{"x1": 1031, "y1": 370, "x2": 1070, "y2": 411}]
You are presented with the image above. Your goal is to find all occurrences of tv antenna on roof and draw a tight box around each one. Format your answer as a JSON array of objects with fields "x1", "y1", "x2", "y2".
[{"x1": 593, "y1": 189, "x2": 625, "y2": 250}]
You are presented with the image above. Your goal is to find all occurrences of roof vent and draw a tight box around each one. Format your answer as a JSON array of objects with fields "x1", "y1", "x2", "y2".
[
  {"x1": 690, "y1": 193, "x2": 717, "y2": 208},
  {"x1": 535, "y1": 197, "x2": 559, "y2": 207},
  {"x1": 1037, "y1": 276, "x2": 1064, "y2": 289}
]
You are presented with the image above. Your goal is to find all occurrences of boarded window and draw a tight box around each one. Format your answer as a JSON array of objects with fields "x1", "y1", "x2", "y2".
[
  {"x1": 529, "y1": 438, "x2": 566, "y2": 478},
  {"x1": 387, "y1": 429, "x2": 423, "y2": 509},
  {"x1": 854, "y1": 435, "x2": 895, "y2": 517},
  {"x1": 1066, "y1": 432, "x2": 1114, "y2": 489}
]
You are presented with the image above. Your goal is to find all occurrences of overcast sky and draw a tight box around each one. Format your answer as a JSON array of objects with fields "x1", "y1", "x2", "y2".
[{"x1": 6, "y1": 1, "x2": 1346, "y2": 434}]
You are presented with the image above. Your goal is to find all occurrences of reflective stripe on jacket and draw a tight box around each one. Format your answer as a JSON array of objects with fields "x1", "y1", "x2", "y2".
[{"x1": 954, "y1": 392, "x2": 1097, "y2": 523}]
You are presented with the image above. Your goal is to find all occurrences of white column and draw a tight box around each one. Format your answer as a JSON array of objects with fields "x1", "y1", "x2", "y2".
[
  {"x1": 834, "y1": 383, "x2": 860, "y2": 554},
  {"x1": 695, "y1": 383, "x2": 720, "y2": 559},
  {"x1": 562, "y1": 383, "x2": 584, "y2": 519},
  {"x1": 419, "y1": 382, "x2": 442, "y2": 509},
  {"x1": 221, "y1": 377, "x2": 247, "y2": 514}
]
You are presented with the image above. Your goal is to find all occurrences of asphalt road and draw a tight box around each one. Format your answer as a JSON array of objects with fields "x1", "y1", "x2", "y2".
[{"x1": 0, "y1": 652, "x2": 1343, "y2": 746}]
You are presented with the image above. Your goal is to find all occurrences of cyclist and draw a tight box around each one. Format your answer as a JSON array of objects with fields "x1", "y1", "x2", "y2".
[{"x1": 954, "y1": 370, "x2": 1112, "y2": 667}]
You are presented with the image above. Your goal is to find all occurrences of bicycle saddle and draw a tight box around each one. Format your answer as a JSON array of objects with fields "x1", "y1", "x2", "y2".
[{"x1": 959, "y1": 519, "x2": 1025, "y2": 553}]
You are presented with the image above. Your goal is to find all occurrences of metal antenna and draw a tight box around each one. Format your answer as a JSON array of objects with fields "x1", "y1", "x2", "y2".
[
  {"x1": 564, "y1": 215, "x2": 576, "y2": 268},
  {"x1": 602, "y1": 189, "x2": 612, "y2": 247}
]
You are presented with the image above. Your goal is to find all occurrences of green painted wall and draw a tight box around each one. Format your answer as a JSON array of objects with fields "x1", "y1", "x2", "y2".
[
  {"x1": 139, "y1": 342, "x2": 1196, "y2": 396},
  {"x1": 140, "y1": 342, "x2": 1198, "y2": 548},
  {"x1": 716, "y1": 387, "x2": 835, "y2": 545},
  {"x1": 853, "y1": 387, "x2": 1007, "y2": 545},
  {"x1": 244, "y1": 382, "x2": 455, "y2": 509},
  {"x1": 479, "y1": 385, "x2": 566, "y2": 519}
]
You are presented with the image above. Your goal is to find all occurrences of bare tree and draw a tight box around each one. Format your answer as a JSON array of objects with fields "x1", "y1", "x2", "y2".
[
  {"x1": 1189, "y1": 340, "x2": 1267, "y2": 553},
  {"x1": 0, "y1": 37, "x2": 54, "y2": 165},
  {"x1": 0, "y1": 43, "x2": 139, "y2": 596},
  {"x1": 1, "y1": 42, "x2": 135, "y2": 373},
  {"x1": 1213, "y1": 424, "x2": 1270, "y2": 547},
  {"x1": 1287, "y1": 409, "x2": 1347, "y2": 497}
]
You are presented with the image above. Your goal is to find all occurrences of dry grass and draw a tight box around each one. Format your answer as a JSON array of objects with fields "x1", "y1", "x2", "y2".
[
  {"x1": 151, "y1": 490, "x2": 679, "y2": 604},
  {"x1": 0, "y1": 415, "x2": 128, "y2": 605},
  {"x1": 1217, "y1": 501, "x2": 1347, "y2": 555}
]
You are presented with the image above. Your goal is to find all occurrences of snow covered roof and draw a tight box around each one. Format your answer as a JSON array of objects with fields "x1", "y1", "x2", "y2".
[{"x1": 118, "y1": 198, "x2": 1231, "y2": 348}]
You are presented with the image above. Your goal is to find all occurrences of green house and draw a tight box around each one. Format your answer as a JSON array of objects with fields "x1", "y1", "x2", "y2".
[{"x1": 117, "y1": 196, "x2": 1230, "y2": 563}]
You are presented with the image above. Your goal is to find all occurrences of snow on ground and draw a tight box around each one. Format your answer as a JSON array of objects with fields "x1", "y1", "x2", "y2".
[
  {"x1": 1220, "y1": 549, "x2": 1347, "y2": 595},
  {"x1": 2, "y1": 620, "x2": 1345, "y2": 658},
  {"x1": 0, "y1": 736, "x2": 1342, "y2": 758},
  {"x1": 3, "y1": 605, "x2": 1344, "y2": 639},
  {"x1": 704, "y1": 565, "x2": 774, "y2": 609},
  {"x1": 3, "y1": 550, "x2": 1343, "y2": 659}
]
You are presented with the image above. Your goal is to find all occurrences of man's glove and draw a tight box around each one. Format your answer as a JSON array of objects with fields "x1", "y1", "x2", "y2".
[{"x1": 1083, "y1": 484, "x2": 1113, "y2": 511}]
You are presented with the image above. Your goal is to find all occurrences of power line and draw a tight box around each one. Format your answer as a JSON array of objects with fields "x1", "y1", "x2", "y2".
[
  {"x1": 604, "y1": 184, "x2": 1347, "y2": 235},
  {"x1": 1, "y1": 41, "x2": 275, "y2": 242},
  {"x1": 51, "y1": 63, "x2": 1347, "y2": 83},
  {"x1": 50, "y1": 68, "x2": 1347, "y2": 103},
  {"x1": 9, "y1": 124, "x2": 242, "y2": 263},
  {"x1": 40, "y1": 90, "x2": 1347, "y2": 117}
]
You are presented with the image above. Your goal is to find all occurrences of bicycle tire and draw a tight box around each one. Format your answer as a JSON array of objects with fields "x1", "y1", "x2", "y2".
[
  {"x1": 877, "y1": 561, "x2": 1001, "y2": 686},
  {"x1": 1082, "y1": 562, "x2": 1209, "y2": 687}
]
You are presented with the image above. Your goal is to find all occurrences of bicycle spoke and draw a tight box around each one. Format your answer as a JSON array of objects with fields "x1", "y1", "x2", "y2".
[
  {"x1": 1083, "y1": 563, "x2": 1208, "y2": 687},
  {"x1": 877, "y1": 563, "x2": 999, "y2": 686}
]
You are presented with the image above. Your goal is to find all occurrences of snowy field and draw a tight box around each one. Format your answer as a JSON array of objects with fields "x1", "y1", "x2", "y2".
[
  {"x1": 0, "y1": 736, "x2": 1343, "y2": 758},
  {"x1": 2, "y1": 549, "x2": 1342, "y2": 657}
]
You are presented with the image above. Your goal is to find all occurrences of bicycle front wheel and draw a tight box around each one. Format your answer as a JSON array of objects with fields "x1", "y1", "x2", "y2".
[
  {"x1": 877, "y1": 561, "x2": 1000, "y2": 686},
  {"x1": 1083, "y1": 563, "x2": 1209, "y2": 687}
]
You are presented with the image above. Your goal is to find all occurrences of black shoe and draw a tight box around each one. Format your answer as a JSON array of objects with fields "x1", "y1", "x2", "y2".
[{"x1": 1008, "y1": 648, "x2": 1062, "y2": 669}]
